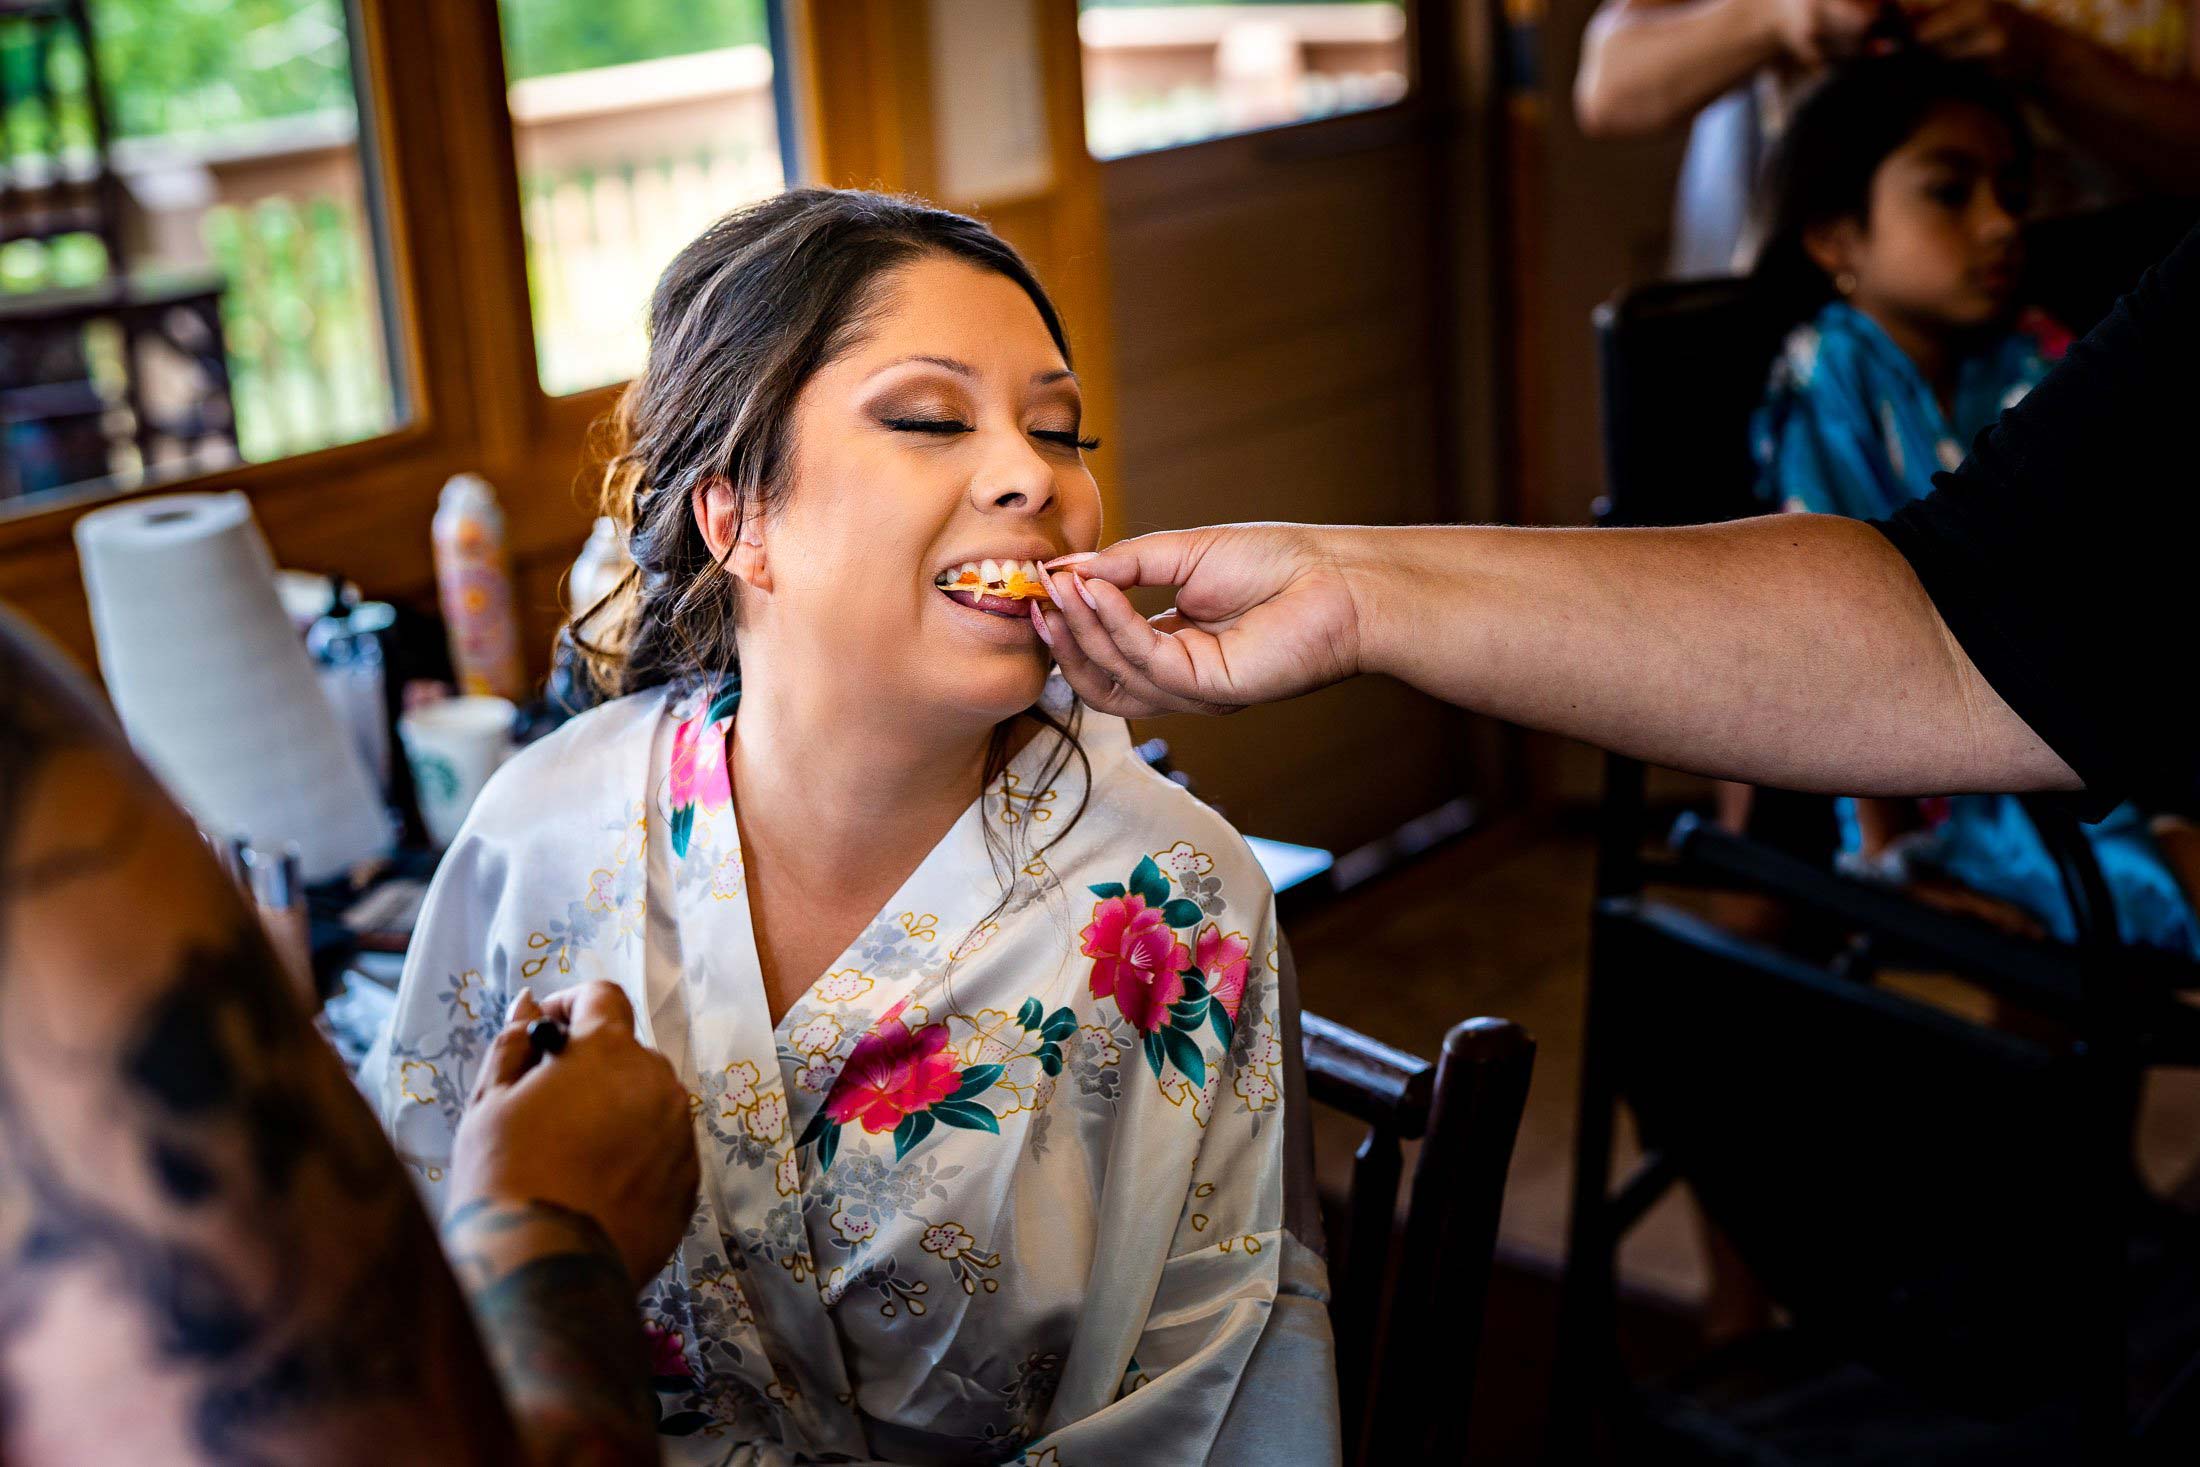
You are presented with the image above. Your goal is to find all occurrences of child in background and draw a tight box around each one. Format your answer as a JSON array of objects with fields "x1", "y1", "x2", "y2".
[{"x1": 1749, "y1": 52, "x2": 2200, "y2": 954}]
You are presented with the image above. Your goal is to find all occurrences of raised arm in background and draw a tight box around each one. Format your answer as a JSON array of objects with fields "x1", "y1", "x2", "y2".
[
  {"x1": 1573, "y1": 0, "x2": 1875, "y2": 137},
  {"x1": 0, "y1": 606, "x2": 692, "y2": 1466},
  {"x1": 1580, "y1": 0, "x2": 2200, "y2": 193}
]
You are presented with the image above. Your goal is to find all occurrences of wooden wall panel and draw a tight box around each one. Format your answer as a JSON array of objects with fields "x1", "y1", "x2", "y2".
[{"x1": 1100, "y1": 107, "x2": 1467, "y2": 851}]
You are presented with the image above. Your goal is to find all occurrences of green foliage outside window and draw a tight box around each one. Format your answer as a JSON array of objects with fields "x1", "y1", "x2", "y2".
[
  {"x1": 0, "y1": 0, "x2": 771, "y2": 151},
  {"x1": 497, "y1": 0, "x2": 767, "y2": 84}
]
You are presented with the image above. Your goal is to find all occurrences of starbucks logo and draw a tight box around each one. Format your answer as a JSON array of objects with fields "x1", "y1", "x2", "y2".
[{"x1": 413, "y1": 752, "x2": 460, "y2": 804}]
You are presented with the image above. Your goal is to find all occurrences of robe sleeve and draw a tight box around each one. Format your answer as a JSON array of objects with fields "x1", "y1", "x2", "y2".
[
  {"x1": 358, "y1": 822, "x2": 516, "y2": 1211},
  {"x1": 1028, "y1": 895, "x2": 1342, "y2": 1467}
]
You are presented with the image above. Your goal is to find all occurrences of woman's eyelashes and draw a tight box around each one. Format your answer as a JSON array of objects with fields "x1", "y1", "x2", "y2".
[
  {"x1": 879, "y1": 415, "x2": 1099, "y2": 453},
  {"x1": 1034, "y1": 428, "x2": 1102, "y2": 452},
  {"x1": 882, "y1": 416, "x2": 972, "y2": 436}
]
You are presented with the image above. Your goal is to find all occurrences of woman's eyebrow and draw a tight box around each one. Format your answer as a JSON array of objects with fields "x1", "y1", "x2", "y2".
[
  {"x1": 863, "y1": 355, "x2": 1078, "y2": 387},
  {"x1": 1915, "y1": 147, "x2": 1987, "y2": 172},
  {"x1": 867, "y1": 353, "x2": 976, "y2": 382}
]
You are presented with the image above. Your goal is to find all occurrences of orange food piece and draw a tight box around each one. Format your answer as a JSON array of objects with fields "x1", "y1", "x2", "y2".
[{"x1": 937, "y1": 570, "x2": 1054, "y2": 603}]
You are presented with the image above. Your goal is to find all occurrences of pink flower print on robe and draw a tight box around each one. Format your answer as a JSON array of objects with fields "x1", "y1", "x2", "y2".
[
  {"x1": 667, "y1": 711, "x2": 732, "y2": 857},
  {"x1": 823, "y1": 998, "x2": 964, "y2": 1134},
  {"x1": 643, "y1": 1321, "x2": 695, "y2": 1389},
  {"x1": 1081, "y1": 894, "x2": 1191, "y2": 1034},
  {"x1": 1194, "y1": 924, "x2": 1251, "y2": 1020}
]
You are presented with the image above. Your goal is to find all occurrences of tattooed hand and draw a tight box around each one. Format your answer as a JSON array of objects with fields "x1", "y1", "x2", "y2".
[
  {"x1": 451, "y1": 982, "x2": 699, "y2": 1288},
  {"x1": 0, "y1": 607, "x2": 658, "y2": 1466}
]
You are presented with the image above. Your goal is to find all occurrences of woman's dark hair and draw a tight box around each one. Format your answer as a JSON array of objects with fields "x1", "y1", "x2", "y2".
[
  {"x1": 573, "y1": 186, "x2": 1074, "y2": 697},
  {"x1": 1751, "y1": 51, "x2": 2032, "y2": 325},
  {"x1": 568, "y1": 187, "x2": 1091, "y2": 900}
]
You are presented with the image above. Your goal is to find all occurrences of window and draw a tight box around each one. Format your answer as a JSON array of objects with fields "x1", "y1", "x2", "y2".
[
  {"x1": 1, "y1": 0, "x2": 401, "y2": 510},
  {"x1": 497, "y1": 0, "x2": 794, "y2": 396},
  {"x1": 1078, "y1": 0, "x2": 1410, "y2": 160}
]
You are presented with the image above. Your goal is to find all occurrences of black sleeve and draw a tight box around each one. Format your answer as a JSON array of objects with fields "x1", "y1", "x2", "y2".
[{"x1": 1874, "y1": 223, "x2": 2200, "y2": 817}]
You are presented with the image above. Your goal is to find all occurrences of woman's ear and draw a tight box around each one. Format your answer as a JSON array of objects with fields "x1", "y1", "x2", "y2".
[
  {"x1": 694, "y1": 476, "x2": 773, "y2": 593},
  {"x1": 1803, "y1": 220, "x2": 1859, "y2": 288}
]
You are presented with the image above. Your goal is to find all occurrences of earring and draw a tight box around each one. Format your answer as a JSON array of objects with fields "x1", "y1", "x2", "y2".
[{"x1": 1835, "y1": 271, "x2": 1857, "y2": 297}]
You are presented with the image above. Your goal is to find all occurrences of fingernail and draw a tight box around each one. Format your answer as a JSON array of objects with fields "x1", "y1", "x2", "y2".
[
  {"x1": 506, "y1": 987, "x2": 534, "y2": 1022},
  {"x1": 1075, "y1": 576, "x2": 1099, "y2": 611},
  {"x1": 1030, "y1": 600, "x2": 1054, "y2": 645},
  {"x1": 1046, "y1": 552, "x2": 1097, "y2": 570}
]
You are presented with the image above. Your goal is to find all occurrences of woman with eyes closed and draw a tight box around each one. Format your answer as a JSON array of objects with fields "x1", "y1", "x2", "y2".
[{"x1": 365, "y1": 188, "x2": 1339, "y2": 1466}]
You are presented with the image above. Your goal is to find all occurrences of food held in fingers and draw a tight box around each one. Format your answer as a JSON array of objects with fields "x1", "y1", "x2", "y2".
[{"x1": 934, "y1": 557, "x2": 1055, "y2": 618}]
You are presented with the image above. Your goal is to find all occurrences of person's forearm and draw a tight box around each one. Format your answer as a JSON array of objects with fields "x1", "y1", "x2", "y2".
[
  {"x1": 1343, "y1": 515, "x2": 2077, "y2": 795},
  {"x1": 1574, "y1": 0, "x2": 1784, "y2": 137},
  {"x1": 2003, "y1": 7, "x2": 2200, "y2": 195},
  {"x1": 0, "y1": 610, "x2": 522, "y2": 1466},
  {"x1": 442, "y1": 1199, "x2": 661, "y2": 1467}
]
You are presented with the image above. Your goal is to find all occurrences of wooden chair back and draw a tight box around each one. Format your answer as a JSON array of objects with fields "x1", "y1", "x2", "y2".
[{"x1": 1302, "y1": 1011, "x2": 1535, "y2": 1464}]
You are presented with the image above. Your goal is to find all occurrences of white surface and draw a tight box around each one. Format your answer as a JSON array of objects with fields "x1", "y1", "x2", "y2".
[{"x1": 74, "y1": 491, "x2": 390, "y2": 882}]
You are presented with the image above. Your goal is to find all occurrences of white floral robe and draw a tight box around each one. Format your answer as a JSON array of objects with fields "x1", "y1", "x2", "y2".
[{"x1": 362, "y1": 680, "x2": 1338, "y2": 1465}]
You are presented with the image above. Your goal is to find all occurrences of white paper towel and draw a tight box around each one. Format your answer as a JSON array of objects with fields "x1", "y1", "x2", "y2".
[{"x1": 74, "y1": 491, "x2": 391, "y2": 881}]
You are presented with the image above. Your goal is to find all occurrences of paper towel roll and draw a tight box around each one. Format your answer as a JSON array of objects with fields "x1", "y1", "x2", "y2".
[{"x1": 74, "y1": 491, "x2": 391, "y2": 882}]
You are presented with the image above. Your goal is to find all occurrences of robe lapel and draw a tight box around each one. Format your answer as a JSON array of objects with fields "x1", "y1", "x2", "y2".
[
  {"x1": 650, "y1": 684, "x2": 862, "y2": 1452},
  {"x1": 641, "y1": 679, "x2": 1124, "y2": 1452}
]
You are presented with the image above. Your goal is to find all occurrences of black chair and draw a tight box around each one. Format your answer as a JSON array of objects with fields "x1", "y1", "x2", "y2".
[
  {"x1": 1559, "y1": 213, "x2": 2200, "y2": 1462},
  {"x1": 1303, "y1": 1011, "x2": 1536, "y2": 1465},
  {"x1": 1587, "y1": 275, "x2": 1838, "y2": 898},
  {"x1": 1561, "y1": 890, "x2": 2200, "y2": 1463}
]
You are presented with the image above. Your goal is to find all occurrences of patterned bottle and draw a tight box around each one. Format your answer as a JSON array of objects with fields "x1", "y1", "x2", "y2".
[{"x1": 431, "y1": 472, "x2": 526, "y2": 701}]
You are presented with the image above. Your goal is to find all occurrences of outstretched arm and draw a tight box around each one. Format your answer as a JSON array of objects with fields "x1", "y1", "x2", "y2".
[
  {"x1": 1040, "y1": 514, "x2": 2073, "y2": 798},
  {"x1": 0, "y1": 607, "x2": 671, "y2": 1465},
  {"x1": 1045, "y1": 220, "x2": 2200, "y2": 809}
]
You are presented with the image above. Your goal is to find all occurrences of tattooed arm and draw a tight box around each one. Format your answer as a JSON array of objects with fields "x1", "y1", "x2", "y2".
[
  {"x1": 440, "y1": 982, "x2": 700, "y2": 1467},
  {"x1": 442, "y1": 1200, "x2": 660, "y2": 1466},
  {"x1": 0, "y1": 606, "x2": 680, "y2": 1465}
]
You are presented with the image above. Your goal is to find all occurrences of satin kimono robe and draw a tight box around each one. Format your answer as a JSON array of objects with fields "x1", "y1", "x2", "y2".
[{"x1": 363, "y1": 680, "x2": 1339, "y2": 1465}]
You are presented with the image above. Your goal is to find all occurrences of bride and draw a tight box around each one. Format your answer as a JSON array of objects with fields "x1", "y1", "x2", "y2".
[{"x1": 367, "y1": 187, "x2": 1335, "y2": 1465}]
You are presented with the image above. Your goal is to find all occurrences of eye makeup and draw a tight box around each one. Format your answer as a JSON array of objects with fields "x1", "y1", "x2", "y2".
[
  {"x1": 865, "y1": 377, "x2": 1097, "y2": 452},
  {"x1": 875, "y1": 411, "x2": 1099, "y2": 453}
]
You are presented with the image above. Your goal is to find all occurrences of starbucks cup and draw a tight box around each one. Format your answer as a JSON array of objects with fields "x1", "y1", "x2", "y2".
[{"x1": 399, "y1": 695, "x2": 516, "y2": 848}]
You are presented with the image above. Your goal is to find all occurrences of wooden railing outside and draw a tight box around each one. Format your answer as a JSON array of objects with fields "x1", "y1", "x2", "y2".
[{"x1": 1079, "y1": 2, "x2": 1410, "y2": 159}]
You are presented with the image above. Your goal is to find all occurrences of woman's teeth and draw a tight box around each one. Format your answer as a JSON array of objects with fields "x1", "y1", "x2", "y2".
[{"x1": 933, "y1": 558, "x2": 1052, "y2": 600}]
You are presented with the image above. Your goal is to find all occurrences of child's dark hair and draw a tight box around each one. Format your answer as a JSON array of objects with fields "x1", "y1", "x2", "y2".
[{"x1": 1751, "y1": 51, "x2": 2032, "y2": 323}]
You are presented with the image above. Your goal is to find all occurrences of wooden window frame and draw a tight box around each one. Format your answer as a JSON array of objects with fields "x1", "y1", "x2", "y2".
[{"x1": 1, "y1": 0, "x2": 1119, "y2": 674}]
